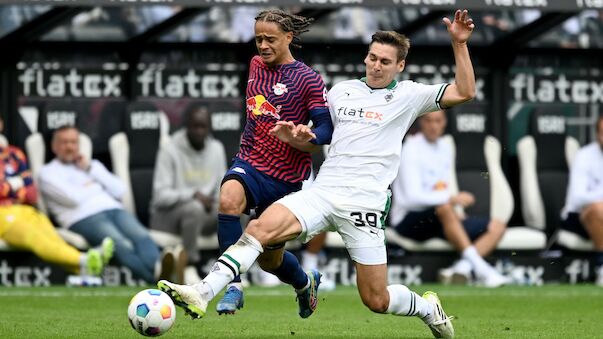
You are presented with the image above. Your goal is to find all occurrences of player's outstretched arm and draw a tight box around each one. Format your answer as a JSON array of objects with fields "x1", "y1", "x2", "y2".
[
  {"x1": 440, "y1": 9, "x2": 476, "y2": 109},
  {"x1": 270, "y1": 121, "x2": 321, "y2": 153}
]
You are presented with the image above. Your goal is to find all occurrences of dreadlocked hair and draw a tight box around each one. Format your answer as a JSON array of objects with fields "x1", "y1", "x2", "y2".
[{"x1": 255, "y1": 9, "x2": 314, "y2": 48}]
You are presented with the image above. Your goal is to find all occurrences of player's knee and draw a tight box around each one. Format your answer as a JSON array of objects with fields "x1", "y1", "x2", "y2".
[
  {"x1": 246, "y1": 220, "x2": 270, "y2": 245},
  {"x1": 435, "y1": 203, "x2": 458, "y2": 222},
  {"x1": 182, "y1": 200, "x2": 205, "y2": 217},
  {"x1": 219, "y1": 192, "x2": 245, "y2": 215},
  {"x1": 257, "y1": 253, "x2": 282, "y2": 272},
  {"x1": 361, "y1": 293, "x2": 389, "y2": 313},
  {"x1": 488, "y1": 219, "x2": 507, "y2": 236}
]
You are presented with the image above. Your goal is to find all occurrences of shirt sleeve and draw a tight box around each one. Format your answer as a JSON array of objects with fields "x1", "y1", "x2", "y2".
[
  {"x1": 88, "y1": 160, "x2": 126, "y2": 200},
  {"x1": 407, "y1": 81, "x2": 449, "y2": 117},
  {"x1": 566, "y1": 150, "x2": 603, "y2": 211},
  {"x1": 39, "y1": 163, "x2": 105, "y2": 207},
  {"x1": 3, "y1": 147, "x2": 37, "y2": 205}
]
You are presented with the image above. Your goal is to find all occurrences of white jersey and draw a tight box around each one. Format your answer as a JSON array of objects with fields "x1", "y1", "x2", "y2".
[
  {"x1": 562, "y1": 142, "x2": 603, "y2": 217},
  {"x1": 389, "y1": 133, "x2": 453, "y2": 226},
  {"x1": 314, "y1": 79, "x2": 448, "y2": 195}
]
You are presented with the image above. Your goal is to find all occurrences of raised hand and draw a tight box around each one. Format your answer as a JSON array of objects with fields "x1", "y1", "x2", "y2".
[{"x1": 443, "y1": 9, "x2": 475, "y2": 44}]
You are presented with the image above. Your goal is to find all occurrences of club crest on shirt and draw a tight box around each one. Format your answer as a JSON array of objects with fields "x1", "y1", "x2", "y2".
[
  {"x1": 385, "y1": 93, "x2": 393, "y2": 102},
  {"x1": 272, "y1": 83, "x2": 288, "y2": 96}
]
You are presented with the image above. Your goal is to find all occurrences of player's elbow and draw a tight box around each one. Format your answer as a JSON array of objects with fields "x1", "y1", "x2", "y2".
[{"x1": 459, "y1": 90, "x2": 476, "y2": 102}]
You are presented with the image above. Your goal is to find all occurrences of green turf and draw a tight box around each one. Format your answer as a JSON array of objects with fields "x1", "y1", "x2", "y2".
[{"x1": 0, "y1": 284, "x2": 602, "y2": 338}]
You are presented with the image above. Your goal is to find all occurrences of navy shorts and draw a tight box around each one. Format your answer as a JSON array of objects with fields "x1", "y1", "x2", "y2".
[
  {"x1": 395, "y1": 208, "x2": 489, "y2": 241},
  {"x1": 561, "y1": 212, "x2": 588, "y2": 238},
  {"x1": 222, "y1": 158, "x2": 302, "y2": 216}
]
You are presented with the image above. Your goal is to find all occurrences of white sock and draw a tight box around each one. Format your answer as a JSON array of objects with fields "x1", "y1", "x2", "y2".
[
  {"x1": 386, "y1": 285, "x2": 434, "y2": 324},
  {"x1": 452, "y1": 258, "x2": 472, "y2": 276},
  {"x1": 462, "y1": 246, "x2": 495, "y2": 278},
  {"x1": 302, "y1": 251, "x2": 319, "y2": 271},
  {"x1": 194, "y1": 233, "x2": 263, "y2": 300}
]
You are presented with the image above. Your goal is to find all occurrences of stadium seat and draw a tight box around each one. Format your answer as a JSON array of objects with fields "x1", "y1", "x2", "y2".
[
  {"x1": 387, "y1": 111, "x2": 546, "y2": 251},
  {"x1": 517, "y1": 113, "x2": 580, "y2": 247},
  {"x1": 109, "y1": 101, "x2": 170, "y2": 226}
]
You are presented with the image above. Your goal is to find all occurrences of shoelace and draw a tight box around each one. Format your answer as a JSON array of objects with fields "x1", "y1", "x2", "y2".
[
  {"x1": 223, "y1": 288, "x2": 242, "y2": 304},
  {"x1": 431, "y1": 315, "x2": 455, "y2": 326}
]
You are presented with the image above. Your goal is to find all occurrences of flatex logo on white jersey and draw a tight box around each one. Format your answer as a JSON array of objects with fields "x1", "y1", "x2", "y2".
[{"x1": 335, "y1": 106, "x2": 384, "y2": 124}]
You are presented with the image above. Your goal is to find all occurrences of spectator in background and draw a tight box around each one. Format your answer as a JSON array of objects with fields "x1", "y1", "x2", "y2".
[
  {"x1": 0, "y1": 140, "x2": 112, "y2": 282},
  {"x1": 390, "y1": 110, "x2": 509, "y2": 288},
  {"x1": 561, "y1": 115, "x2": 603, "y2": 287},
  {"x1": 39, "y1": 125, "x2": 166, "y2": 285},
  {"x1": 150, "y1": 105, "x2": 227, "y2": 284}
]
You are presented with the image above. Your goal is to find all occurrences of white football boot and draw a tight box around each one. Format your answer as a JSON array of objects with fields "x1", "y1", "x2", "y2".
[
  {"x1": 158, "y1": 280, "x2": 208, "y2": 319},
  {"x1": 422, "y1": 291, "x2": 454, "y2": 339}
]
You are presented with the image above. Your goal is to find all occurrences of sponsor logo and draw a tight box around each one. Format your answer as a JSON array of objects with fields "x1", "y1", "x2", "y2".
[
  {"x1": 537, "y1": 116, "x2": 565, "y2": 134},
  {"x1": 130, "y1": 111, "x2": 160, "y2": 130},
  {"x1": 456, "y1": 114, "x2": 485, "y2": 133},
  {"x1": 510, "y1": 73, "x2": 603, "y2": 103},
  {"x1": 246, "y1": 95, "x2": 281, "y2": 120},
  {"x1": 433, "y1": 181, "x2": 448, "y2": 191},
  {"x1": 272, "y1": 83, "x2": 288, "y2": 96},
  {"x1": 137, "y1": 68, "x2": 239, "y2": 98},
  {"x1": 18, "y1": 68, "x2": 122, "y2": 98},
  {"x1": 46, "y1": 111, "x2": 77, "y2": 129},
  {"x1": 211, "y1": 112, "x2": 241, "y2": 131},
  {"x1": 0, "y1": 260, "x2": 51, "y2": 287},
  {"x1": 336, "y1": 106, "x2": 383, "y2": 121},
  {"x1": 233, "y1": 167, "x2": 246, "y2": 174}
]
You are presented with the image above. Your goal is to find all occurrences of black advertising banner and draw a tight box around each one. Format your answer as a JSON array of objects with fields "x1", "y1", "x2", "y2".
[
  {"x1": 134, "y1": 61, "x2": 246, "y2": 160},
  {"x1": 4, "y1": 0, "x2": 603, "y2": 11},
  {"x1": 507, "y1": 58, "x2": 603, "y2": 154}
]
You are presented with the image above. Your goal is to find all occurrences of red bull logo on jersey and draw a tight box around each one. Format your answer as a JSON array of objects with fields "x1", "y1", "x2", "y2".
[
  {"x1": 336, "y1": 106, "x2": 383, "y2": 121},
  {"x1": 272, "y1": 83, "x2": 288, "y2": 96},
  {"x1": 246, "y1": 95, "x2": 281, "y2": 120}
]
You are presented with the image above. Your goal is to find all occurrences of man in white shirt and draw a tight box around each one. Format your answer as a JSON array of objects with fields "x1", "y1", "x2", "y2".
[
  {"x1": 159, "y1": 9, "x2": 478, "y2": 339},
  {"x1": 390, "y1": 110, "x2": 508, "y2": 288},
  {"x1": 39, "y1": 125, "x2": 163, "y2": 284},
  {"x1": 561, "y1": 115, "x2": 603, "y2": 287}
]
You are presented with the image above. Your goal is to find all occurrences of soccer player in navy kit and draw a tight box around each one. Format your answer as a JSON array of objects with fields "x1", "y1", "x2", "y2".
[{"x1": 211, "y1": 10, "x2": 333, "y2": 316}]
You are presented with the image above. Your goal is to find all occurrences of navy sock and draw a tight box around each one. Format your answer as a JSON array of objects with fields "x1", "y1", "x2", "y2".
[
  {"x1": 272, "y1": 251, "x2": 308, "y2": 290},
  {"x1": 218, "y1": 213, "x2": 243, "y2": 283}
]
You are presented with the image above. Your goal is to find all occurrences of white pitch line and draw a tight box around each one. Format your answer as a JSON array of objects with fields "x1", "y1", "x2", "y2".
[{"x1": 0, "y1": 287, "x2": 601, "y2": 298}]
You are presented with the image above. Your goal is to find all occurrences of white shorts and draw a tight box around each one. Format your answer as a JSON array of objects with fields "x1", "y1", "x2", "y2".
[{"x1": 277, "y1": 185, "x2": 389, "y2": 265}]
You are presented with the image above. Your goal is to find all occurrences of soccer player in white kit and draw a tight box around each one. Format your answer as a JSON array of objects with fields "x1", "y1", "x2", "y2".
[{"x1": 159, "y1": 9, "x2": 476, "y2": 338}]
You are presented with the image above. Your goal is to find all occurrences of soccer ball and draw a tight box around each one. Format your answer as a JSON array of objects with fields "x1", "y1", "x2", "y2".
[{"x1": 127, "y1": 289, "x2": 176, "y2": 336}]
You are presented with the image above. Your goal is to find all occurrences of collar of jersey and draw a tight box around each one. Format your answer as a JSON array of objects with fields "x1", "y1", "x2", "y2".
[
  {"x1": 260, "y1": 59, "x2": 300, "y2": 70},
  {"x1": 360, "y1": 77, "x2": 397, "y2": 90}
]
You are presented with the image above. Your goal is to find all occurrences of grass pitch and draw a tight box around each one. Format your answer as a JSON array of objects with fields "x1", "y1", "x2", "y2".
[{"x1": 1, "y1": 284, "x2": 602, "y2": 338}]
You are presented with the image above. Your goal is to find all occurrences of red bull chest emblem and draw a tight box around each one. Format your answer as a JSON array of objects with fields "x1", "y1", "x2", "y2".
[
  {"x1": 246, "y1": 95, "x2": 281, "y2": 120},
  {"x1": 272, "y1": 83, "x2": 288, "y2": 96}
]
